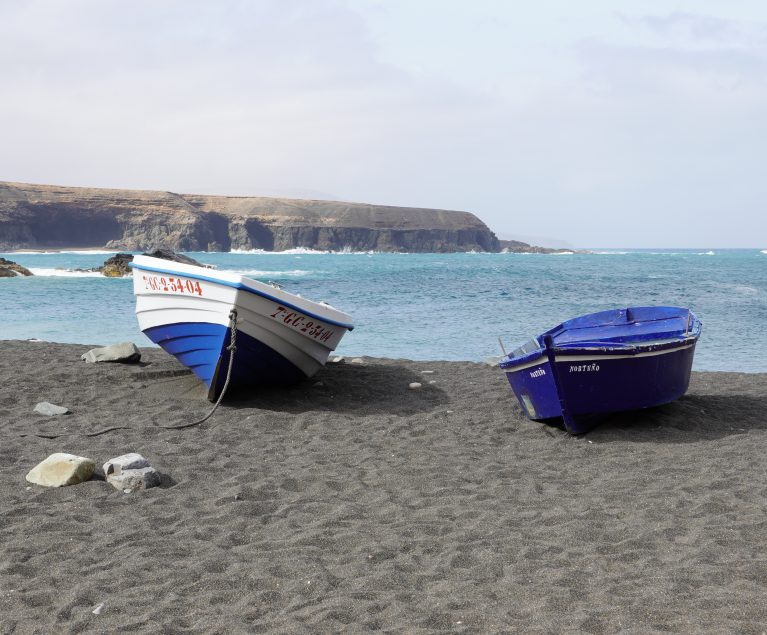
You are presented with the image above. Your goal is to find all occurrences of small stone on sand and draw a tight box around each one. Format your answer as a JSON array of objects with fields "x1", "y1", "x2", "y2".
[
  {"x1": 33, "y1": 402, "x2": 69, "y2": 416},
  {"x1": 409, "y1": 382, "x2": 422, "y2": 389},
  {"x1": 81, "y1": 342, "x2": 141, "y2": 364},
  {"x1": 421, "y1": 370, "x2": 435, "y2": 375}
]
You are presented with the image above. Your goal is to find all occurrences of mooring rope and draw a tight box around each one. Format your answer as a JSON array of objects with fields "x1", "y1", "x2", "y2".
[{"x1": 161, "y1": 309, "x2": 239, "y2": 430}]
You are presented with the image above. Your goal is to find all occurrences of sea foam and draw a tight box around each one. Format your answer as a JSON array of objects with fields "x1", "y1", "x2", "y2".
[
  {"x1": 229, "y1": 247, "x2": 377, "y2": 255},
  {"x1": 231, "y1": 269, "x2": 311, "y2": 278},
  {"x1": 29, "y1": 268, "x2": 106, "y2": 278},
  {"x1": 3, "y1": 250, "x2": 119, "y2": 255}
]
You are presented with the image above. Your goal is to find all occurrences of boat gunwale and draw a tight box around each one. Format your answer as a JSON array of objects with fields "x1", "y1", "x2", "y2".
[{"x1": 499, "y1": 307, "x2": 701, "y2": 371}]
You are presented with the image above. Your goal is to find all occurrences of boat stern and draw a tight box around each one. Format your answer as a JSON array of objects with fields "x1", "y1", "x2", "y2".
[{"x1": 500, "y1": 339, "x2": 562, "y2": 421}]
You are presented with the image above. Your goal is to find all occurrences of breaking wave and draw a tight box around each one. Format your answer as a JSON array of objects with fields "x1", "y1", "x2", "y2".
[
  {"x1": 229, "y1": 269, "x2": 311, "y2": 278},
  {"x1": 3, "y1": 250, "x2": 119, "y2": 255},
  {"x1": 229, "y1": 247, "x2": 378, "y2": 255},
  {"x1": 29, "y1": 268, "x2": 108, "y2": 278}
]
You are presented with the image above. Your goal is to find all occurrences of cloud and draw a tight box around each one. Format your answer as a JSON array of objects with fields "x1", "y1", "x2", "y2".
[
  {"x1": 617, "y1": 11, "x2": 767, "y2": 48},
  {"x1": 0, "y1": 0, "x2": 492, "y2": 200}
]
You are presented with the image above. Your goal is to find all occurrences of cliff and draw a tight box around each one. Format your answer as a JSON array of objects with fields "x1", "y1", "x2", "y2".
[{"x1": 0, "y1": 181, "x2": 500, "y2": 253}]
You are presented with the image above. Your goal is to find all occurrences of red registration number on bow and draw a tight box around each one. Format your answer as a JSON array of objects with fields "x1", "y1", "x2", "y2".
[
  {"x1": 270, "y1": 306, "x2": 334, "y2": 342},
  {"x1": 142, "y1": 274, "x2": 203, "y2": 296}
]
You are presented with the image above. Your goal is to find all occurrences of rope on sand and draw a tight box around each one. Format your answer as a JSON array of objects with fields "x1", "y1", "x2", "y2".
[
  {"x1": 19, "y1": 310, "x2": 239, "y2": 438},
  {"x1": 19, "y1": 426, "x2": 133, "y2": 439}
]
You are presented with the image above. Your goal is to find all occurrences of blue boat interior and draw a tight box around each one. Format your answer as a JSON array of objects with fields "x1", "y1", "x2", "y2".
[
  {"x1": 547, "y1": 306, "x2": 698, "y2": 347},
  {"x1": 501, "y1": 306, "x2": 700, "y2": 369}
]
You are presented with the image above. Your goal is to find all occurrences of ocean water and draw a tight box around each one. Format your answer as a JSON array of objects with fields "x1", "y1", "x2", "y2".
[{"x1": 1, "y1": 249, "x2": 766, "y2": 372}]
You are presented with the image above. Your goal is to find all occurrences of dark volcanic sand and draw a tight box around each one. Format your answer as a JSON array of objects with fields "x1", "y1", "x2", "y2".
[{"x1": 1, "y1": 340, "x2": 766, "y2": 633}]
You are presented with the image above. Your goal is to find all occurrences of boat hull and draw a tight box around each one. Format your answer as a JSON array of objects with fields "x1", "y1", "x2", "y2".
[
  {"x1": 143, "y1": 321, "x2": 307, "y2": 401},
  {"x1": 552, "y1": 343, "x2": 696, "y2": 431},
  {"x1": 499, "y1": 356, "x2": 561, "y2": 422},
  {"x1": 504, "y1": 342, "x2": 697, "y2": 434}
]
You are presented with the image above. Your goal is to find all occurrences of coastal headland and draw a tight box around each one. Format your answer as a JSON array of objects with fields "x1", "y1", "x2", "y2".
[
  {"x1": 0, "y1": 181, "x2": 582, "y2": 254},
  {"x1": 2, "y1": 340, "x2": 767, "y2": 631},
  {"x1": 0, "y1": 181, "x2": 501, "y2": 253}
]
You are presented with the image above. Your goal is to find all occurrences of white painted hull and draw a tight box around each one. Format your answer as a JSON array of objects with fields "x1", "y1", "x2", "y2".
[{"x1": 130, "y1": 255, "x2": 354, "y2": 393}]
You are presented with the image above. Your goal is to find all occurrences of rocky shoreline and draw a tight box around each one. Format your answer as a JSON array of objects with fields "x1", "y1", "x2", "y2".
[
  {"x1": 498, "y1": 239, "x2": 589, "y2": 255},
  {"x1": 0, "y1": 257, "x2": 33, "y2": 277}
]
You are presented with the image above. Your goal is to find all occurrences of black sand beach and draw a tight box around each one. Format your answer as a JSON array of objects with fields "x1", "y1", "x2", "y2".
[{"x1": 2, "y1": 340, "x2": 767, "y2": 633}]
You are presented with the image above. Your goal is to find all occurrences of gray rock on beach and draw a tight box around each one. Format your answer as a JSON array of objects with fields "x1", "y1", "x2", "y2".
[
  {"x1": 33, "y1": 401, "x2": 70, "y2": 416},
  {"x1": 103, "y1": 453, "x2": 160, "y2": 492},
  {"x1": 81, "y1": 342, "x2": 141, "y2": 363},
  {"x1": 109, "y1": 467, "x2": 161, "y2": 492},
  {"x1": 103, "y1": 452, "x2": 149, "y2": 475},
  {"x1": 26, "y1": 453, "x2": 95, "y2": 487}
]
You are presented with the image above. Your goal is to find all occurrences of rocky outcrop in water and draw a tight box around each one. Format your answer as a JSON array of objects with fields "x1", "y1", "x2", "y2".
[
  {"x1": 95, "y1": 250, "x2": 207, "y2": 277},
  {"x1": 0, "y1": 257, "x2": 33, "y2": 277},
  {"x1": 498, "y1": 239, "x2": 589, "y2": 255},
  {"x1": 0, "y1": 181, "x2": 500, "y2": 253}
]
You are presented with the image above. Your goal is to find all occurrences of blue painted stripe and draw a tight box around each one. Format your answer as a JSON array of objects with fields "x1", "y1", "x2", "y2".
[
  {"x1": 143, "y1": 321, "x2": 308, "y2": 400},
  {"x1": 130, "y1": 261, "x2": 354, "y2": 330},
  {"x1": 144, "y1": 322, "x2": 226, "y2": 386}
]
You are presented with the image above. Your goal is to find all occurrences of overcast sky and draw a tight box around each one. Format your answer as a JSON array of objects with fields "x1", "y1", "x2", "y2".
[{"x1": 1, "y1": 0, "x2": 765, "y2": 247}]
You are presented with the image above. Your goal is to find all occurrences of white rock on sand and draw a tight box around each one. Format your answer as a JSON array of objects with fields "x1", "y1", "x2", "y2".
[
  {"x1": 33, "y1": 402, "x2": 70, "y2": 416},
  {"x1": 409, "y1": 382, "x2": 422, "y2": 389},
  {"x1": 25, "y1": 453, "x2": 95, "y2": 487},
  {"x1": 103, "y1": 452, "x2": 150, "y2": 476}
]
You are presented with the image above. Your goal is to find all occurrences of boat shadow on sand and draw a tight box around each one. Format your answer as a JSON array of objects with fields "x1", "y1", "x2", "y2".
[
  {"x1": 584, "y1": 393, "x2": 767, "y2": 443},
  {"x1": 139, "y1": 358, "x2": 450, "y2": 417}
]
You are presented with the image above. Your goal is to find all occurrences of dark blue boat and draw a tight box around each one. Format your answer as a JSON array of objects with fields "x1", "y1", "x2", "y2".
[{"x1": 499, "y1": 306, "x2": 702, "y2": 434}]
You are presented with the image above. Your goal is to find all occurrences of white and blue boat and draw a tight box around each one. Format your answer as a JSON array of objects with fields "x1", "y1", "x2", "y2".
[
  {"x1": 130, "y1": 255, "x2": 354, "y2": 401},
  {"x1": 499, "y1": 306, "x2": 701, "y2": 434}
]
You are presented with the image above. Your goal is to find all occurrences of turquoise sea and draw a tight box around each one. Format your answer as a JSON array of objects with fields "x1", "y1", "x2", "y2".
[{"x1": 1, "y1": 249, "x2": 766, "y2": 372}]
